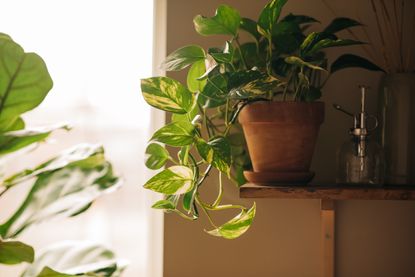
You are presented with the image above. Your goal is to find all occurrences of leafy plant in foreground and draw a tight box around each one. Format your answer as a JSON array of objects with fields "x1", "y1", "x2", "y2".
[
  {"x1": 141, "y1": 0, "x2": 383, "y2": 239},
  {"x1": 0, "y1": 33, "x2": 124, "y2": 276}
]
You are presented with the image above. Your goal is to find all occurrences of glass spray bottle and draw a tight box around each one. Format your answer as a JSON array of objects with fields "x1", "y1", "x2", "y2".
[{"x1": 335, "y1": 86, "x2": 385, "y2": 185}]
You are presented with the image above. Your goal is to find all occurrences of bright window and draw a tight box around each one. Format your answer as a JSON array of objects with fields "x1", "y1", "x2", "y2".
[{"x1": 0, "y1": 1, "x2": 162, "y2": 276}]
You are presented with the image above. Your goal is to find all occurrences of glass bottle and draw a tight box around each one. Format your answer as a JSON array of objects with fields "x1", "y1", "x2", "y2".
[{"x1": 335, "y1": 86, "x2": 385, "y2": 185}]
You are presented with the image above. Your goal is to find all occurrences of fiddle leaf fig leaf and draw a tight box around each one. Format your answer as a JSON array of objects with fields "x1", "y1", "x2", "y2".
[
  {"x1": 193, "y1": 5, "x2": 241, "y2": 37},
  {"x1": 22, "y1": 241, "x2": 125, "y2": 277},
  {"x1": 0, "y1": 144, "x2": 120, "y2": 238},
  {"x1": 144, "y1": 166, "x2": 194, "y2": 195},
  {"x1": 0, "y1": 36, "x2": 53, "y2": 132},
  {"x1": 151, "y1": 121, "x2": 195, "y2": 146},
  {"x1": 257, "y1": 0, "x2": 288, "y2": 37},
  {"x1": 331, "y1": 54, "x2": 385, "y2": 73},
  {"x1": 240, "y1": 18, "x2": 261, "y2": 41},
  {"x1": 163, "y1": 45, "x2": 206, "y2": 71},
  {"x1": 186, "y1": 60, "x2": 207, "y2": 93},
  {"x1": 308, "y1": 39, "x2": 365, "y2": 56},
  {"x1": 151, "y1": 200, "x2": 176, "y2": 210},
  {"x1": 196, "y1": 136, "x2": 231, "y2": 174},
  {"x1": 145, "y1": 143, "x2": 170, "y2": 170},
  {"x1": 0, "y1": 124, "x2": 71, "y2": 156},
  {"x1": 207, "y1": 203, "x2": 256, "y2": 239},
  {"x1": 324, "y1": 17, "x2": 362, "y2": 34},
  {"x1": 141, "y1": 77, "x2": 194, "y2": 114},
  {"x1": 285, "y1": 56, "x2": 327, "y2": 71},
  {"x1": 0, "y1": 239, "x2": 34, "y2": 265}
]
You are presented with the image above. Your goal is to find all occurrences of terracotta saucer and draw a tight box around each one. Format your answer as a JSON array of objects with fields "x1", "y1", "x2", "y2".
[{"x1": 243, "y1": 171, "x2": 315, "y2": 185}]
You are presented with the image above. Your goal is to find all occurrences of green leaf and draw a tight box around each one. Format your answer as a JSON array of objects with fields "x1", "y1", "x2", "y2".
[
  {"x1": 150, "y1": 121, "x2": 195, "y2": 146},
  {"x1": 207, "y1": 203, "x2": 256, "y2": 239},
  {"x1": 198, "y1": 74, "x2": 228, "y2": 108},
  {"x1": 208, "y1": 41, "x2": 234, "y2": 64},
  {"x1": 145, "y1": 143, "x2": 170, "y2": 170},
  {"x1": 257, "y1": 0, "x2": 288, "y2": 37},
  {"x1": 177, "y1": 146, "x2": 190, "y2": 165},
  {"x1": 307, "y1": 39, "x2": 365, "y2": 56},
  {"x1": 0, "y1": 239, "x2": 34, "y2": 265},
  {"x1": 0, "y1": 116, "x2": 25, "y2": 133},
  {"x1": 151, "y1": 199, "x2": 176, "y2": 210},
  {"x1": 229, "y1": 75, "x2": 280, "y2": 99},
  {"x1": 2, "y1": 144, "x2": 106, "y2": 188},
  {"x1": 186, "y1": 60, "x2": 207, "y2": 93},
  {"x1": 0, "y1": 36, "x2": 53, "y2": 131},
  {"x1": 141, "y1": 77, "x2": 194, "y2": 114},
  {"x1": 196, "y1": 137, "x2": 231, "y2": 174},
  {"x1": 240, "y1": 18, "x2": 261, "y2": 41},
  {"x1": 330, "y1": 54, "x2": 385, "y2": 73},
  {"x1": 324, "y1": 17, "x2": 362, "y2": 34},
  {"x1": 272, "y1": 21, "x2": 303, "y2": 54},
  {"x1": 22, "y1": 241, "x2": 124, "y2": 277},
  {"x1": 163, "y1": 45, "x2": 206, "y2": 71},
  {"x1": 171, "y1": 104, "x2": 199, "y2": 123},
  {"x1": 300, "y1": 32, "x2": 336, "y2": 56},
  {"x1": 144, "y1": 165, "x2": 193, "y2": 195},
  {"x1": 0, "y1": 144, "x2": 120, "y2": 238},
  {"x1": 281, "y1": 13, "x2": 319, "y2": 25},
  {"x1": 193, "y1": 5, "x2": 241, "y2": 37},
  {"x1": 0, "y1": 124, "x2": 70, "y2": 156},
  {"x1": 285, "y1": 56, "x2": 327, "y2": 71}
]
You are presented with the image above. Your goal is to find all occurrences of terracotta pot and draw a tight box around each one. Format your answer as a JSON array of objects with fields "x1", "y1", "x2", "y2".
[{"x1": 239, "y1": 101, "x2": 325, "y2": 183}]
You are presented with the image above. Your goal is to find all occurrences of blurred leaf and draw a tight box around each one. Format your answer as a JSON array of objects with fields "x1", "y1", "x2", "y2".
[
  {"x1": 0, "y1": 239, "x2": 34, "y2": 265},
  {"x1": 0, "y1": 35, "x2": 53, "y2": 132},
  {"x1": 3, "y1": 144, "x2": 106, "y2": 188},
  {"x1": 0, "y1": 124, "x2": 70, "y2": 156},
  {"x1": 145, "y1": 143, "x2": 170, "y2": 170},
  {"x1": 285, "y1": 56, "x2": 327, "y2": 71},
  {"x1": 272, "y1": 21, "x2": 303, "y2": 54},
  {"x1": 186, "y1": 60, "x2": 207, "y2": 93},
  {"x1": 330, "y1": 54, "x2": 385, "y2": 73},
  {"x1": 281, "y1": 13, "x2": 319, "y2": 25},
  {"x1": 151, "y1": 121, "x2": 195, "y2": 147},
  {"x1": 207, "y1": 203, "x2": 256, "y2": 239},
  {"x1": 196, "y1": 136, "x2": 231, "y2": 174},
  {"x1": 257, "y1": 0, "x2": 288, "y2": 37},
  {"x1": 324, "y1": 17, "x2": 362, "y2": 34},
  {"x1": 141, "y1": 77, "x2": 194, "y2": 114},
  {"x1": 0, "y1": 144, "x2": 120, "y2": 238},
  {"x1": 163, "y1": 45, "x2": 205, "y2": 71},
  {"x1": 240, "y1": 18, "x2": 261, "y2": 41},
  {"x1": 194, "y1": 5, "x2": 241, "y2": 37},
  {"x1": 22, "y1": 241, "x2": 125, "y2": 277},
  {"x1": 144, "y1": 166, "x2": 193, "y2": 195}
]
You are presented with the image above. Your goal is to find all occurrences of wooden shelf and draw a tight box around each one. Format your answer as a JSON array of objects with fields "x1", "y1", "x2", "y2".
[{"x1": 240, "y1": 183, "x2": 415, "y2": 200}]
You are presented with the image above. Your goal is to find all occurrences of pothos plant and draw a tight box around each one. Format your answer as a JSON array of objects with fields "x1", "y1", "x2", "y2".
[
  {"x1": 0, "y1": 34, "x2": 125, "y2": 276},
  {"x1": 140, "y1": 0, "x2": 383, "y2": 239}
]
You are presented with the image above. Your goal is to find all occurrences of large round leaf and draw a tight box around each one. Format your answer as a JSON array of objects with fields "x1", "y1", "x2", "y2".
[
  {"x1": 0, "y1": 36, "x2": 53, "y2": 131},
  {"x1": 186, "y1": 60, "x2": 207, "y2": 93},
  {"x1": 141, "y1": 77, "x2": 194, "y2": 114}
]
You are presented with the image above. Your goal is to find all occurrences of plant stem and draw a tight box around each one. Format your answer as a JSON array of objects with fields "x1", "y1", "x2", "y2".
[
  {"x1": 173, "y1": 209, "x2": 197, "y2": 221},
  {"x1": 235, "y1": 37, "x2": 248, "y2": 70},
  {"x1": 0, "y1": 186, "x2": 9, "y2": 197},
  {"x1": 211, "y1": 172, "x2": 223, "y2": 208},
  {"x1": 195, "y1": 195, "x2": 217, "y2": 228}
]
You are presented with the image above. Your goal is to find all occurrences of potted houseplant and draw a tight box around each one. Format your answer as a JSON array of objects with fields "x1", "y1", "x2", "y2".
[
  {"x1": 0, "y1": 33, "x2": 125, "y2": 276},
  {"x1": 140, "y1": 0, "x2": 383, "y2": 239}
]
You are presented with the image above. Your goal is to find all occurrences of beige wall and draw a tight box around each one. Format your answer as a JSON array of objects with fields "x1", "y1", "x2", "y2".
[{"x1": 163, "y1": 1, "x2": 415, "y2": 276}]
